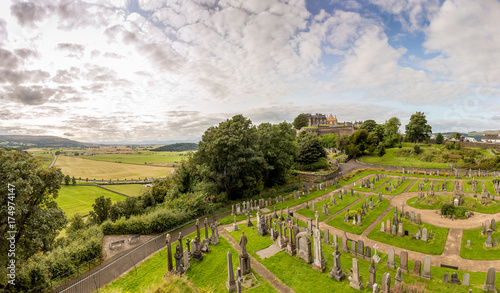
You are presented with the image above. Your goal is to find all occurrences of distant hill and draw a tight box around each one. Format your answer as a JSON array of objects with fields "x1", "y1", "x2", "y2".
[
  {"x1": 151, "y1": 143, "x2": 198, "y2": 152},
  {"x1": 0, "y1": 135, "x2": 90, "y2": 148}
]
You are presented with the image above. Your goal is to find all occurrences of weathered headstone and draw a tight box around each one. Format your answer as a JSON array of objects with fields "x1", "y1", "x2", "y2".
[
  {"x1": 333, "y1": 234, "x2": 338, "y2": 247},
  {"x1": 387, "y1": 247, "x2": 395, "y2": 269},
  {"x1": 233, "y1": 215, "x2": 239, "y2": 231},
  {"x1": 367, "y1": 258, "x2": 377, "y2": 288},
  {"x1": 483, "y1": 266, "x2": 497, "y2": 292},
  {"x1": 381, "y1": 272, "x2": 391, "y2": 293},
  {"x1": 421, "y1": 255, "x2": 431, "y2": 280},
  {"x1": 324, "y1": 228, "x2": 330, "y2": 244},
  {"x1": 238, "y1": 232, "x2": 251, "y2": 275},
  {"x1": 372, "y1": 283, "x2": 380, "y2": 293},
  {"x1": 394, "y1": 267, "x2": 402, "y2": 288},
  {"x1": 312, "y1": 228, "x2": 325, "y2": 272},
  {"x1": 398, "y1": 223, "x2": 403, "y2": 236},
  {"x1": 341, "y1": 231, "x2": 349, "y2": 252},
  {"x1": 400, "y1": 250, "x2": 409, "y2": 273},
  {"x1": 380, "y1": 222, "x2": 385, "y2": 232},
  {"x1": 349, "y1": 258, "x2": 363, "y2": 290},
  {"x1": 226, "y1": 251, "x2": 236, "y2": 291},
  {"x1": 372, "y1": 244, "x2": 380, "y2": 263},
  {"x1": 413, "y1": 260, "x2": 421, "y2": 276},
  {"x1": 166, "y1": 234, "x2": 173, "y2": 273},
  {"x1": 443, "y1": 273, "x2": 449, "y2": 283},
  {"x1": 463, "y1": 273, "x2": 470, "y2": 286},
  {"x1": 450, "y1": 272, "x2": 461, "y2": 285},
  {"x1": 296, "y1": 232, "x2": 312, "y2": 263},
  {"x1": 422, "y1": 227, "x2": 428, "y2": 241},
  {"x1": 330, "y1": 243, "x2": 345, "y2": 281},
  {"x1": 351, "y1": 240, "x2": 357, "y2": 255},
  {"x1": 486, "y1": 229, "x2": 493, "y2": 248}
]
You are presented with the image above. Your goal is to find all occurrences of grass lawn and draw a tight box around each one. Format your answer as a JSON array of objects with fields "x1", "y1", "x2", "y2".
[
  {"x1": 55, "y1": 155, "x2": 173, "y2": 179},
  {"x1": 102, "y1": 228, "x2": 277, "y2": 293},
  {"x1": 380, "y1": 179, "x2": 415, "y2": 195},
  {"x1": 80, "y1": 151, "x2": 188, "y2": 166},
  {"x1": 218, "y1": 211, "x2": 258, "y2": 226},
  {"x1": 30, "y1": 151, "x2": 55, "y2": 168},
  {"x1": 326, "y1": 197, "x2": 390, "y2": 235},
  {"x1": 295, "y1": 193, "x2": 363, "y2": 222},
  {"x1": 228, "y1": 222, "x2": 485, "y2": 293},
  {"x1": 461, "y1": 221, "x2": 500, "y2": 260},
  {"x1": 56, "y1": 185, "x2": 127, "y2": 217},
  {"x1": 485, "y1": 181, "x2": 500, "y2": 195},
  {"x1": 406, "y1": 195, "x2": 500, "y2": 214},
  {"x1": 407, "y1": 179, "x2": 432, "y2": 193},
  {"x1": 367, "y1": 208, "x2": 449, "y2": 255},
  {"x1": 358, "y1": 147, "x2": 449, "y2": 169},
  {"x1": 100, "y1": 184, "x2": 150, "y2": 197},
  {"x1": 462, "y1": 181, "x2": 484, "y2": 194},
  {"x1": 352, "y1": 177, "x2": 391, "y2": 192}
]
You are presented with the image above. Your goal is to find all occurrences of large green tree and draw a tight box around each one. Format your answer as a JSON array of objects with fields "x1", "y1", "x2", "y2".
[
  {"x1": 296, "y1": 132, "x2": 327, "y2": 167},
  {"x1": 360, "y1": 119, "x2": 377, "y2": 133},
  {"x1": 384, "y1": 117, "x2": 401, "y2": 147},
  {"x1": 405, "y1": 112, "x2": 432, "y2": 143},
  {"x1": 436, "y1": 133, "x2": 444, "y2": 144},
  {"x1": 90, "y1": 196, "x2": 112, "y2": 224},
  {"x1": 292, "y1": 113, "x2": 309, "y2": 130},
  {"x1": 347, "y1": 129, "x2": 373, "y2": 157},
  {"x1": 0, "y1": 149, "x2": 67, "y2": 267},
  {"x1": 195, "y1": 115, "x2": 267, "y2": 199},
  {"x1": 258, "y1": 122, "x2": 297, "y2": 187},
  {"x1": 319, "y1": 134, "x2": 337, "y2": 149}
]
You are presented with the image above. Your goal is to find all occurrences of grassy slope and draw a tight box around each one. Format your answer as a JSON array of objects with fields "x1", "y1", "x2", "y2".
[
  {"x1": 359, "y1": 146, "x2": 449, "y2": 169},
  {"x1": 295, "y1": 193, "x2": 361, "y2": 222},
  {"x1": 406, "y1": 195, "x2": 500, "y2": 214},
  {"x1": 55, "y1": 155, "x2": 173, "y2": 179},
  {"x1": 461, "y1": 221, "x2": 500, "y2": 260},
  {"x1": 56, "y1": 185, "x2": 127, "y2": 217},
  {"x1": 367, "y1": 208, "x2": 449, "y2": 255},
  {"x1": 326, "y1": 197, "x2": 390, "y2": 235}
]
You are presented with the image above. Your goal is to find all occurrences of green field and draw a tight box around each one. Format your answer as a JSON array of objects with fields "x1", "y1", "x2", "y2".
[
  {"x1": 367, "y1": 208, "x2": 449, "y2": 255},
  {"x1": 380, "y1": 179, "x2": 415, "y2": 195},
  {"x1": 30, "y1": 151, "x2": 55, "y2": 168},
  {"x1": 56, "y1": 185, "x2": 128, "y2": 217},
  {"x1": 359, "y1": 146, "x2": 449, "y2": 169},
  {"x1": 100, "y1": 184, "x2": 150, "y2": 197},
  {"x1": 326, "y1": 197, "x2": 390, "y2": 235},
  {"x1": 55, "y1": 155, "x2": 173, "y2": 179},
  {"x1": 79, "y1": 151, "x2": 188, "y2": 166}
]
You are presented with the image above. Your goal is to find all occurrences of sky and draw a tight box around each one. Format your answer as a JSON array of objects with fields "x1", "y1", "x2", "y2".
[{"x1": 0, "y1": 0, "x2": 499, "y2": 143}]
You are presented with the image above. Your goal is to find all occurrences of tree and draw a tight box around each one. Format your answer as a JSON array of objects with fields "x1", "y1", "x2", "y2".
[
  {"x1": 67, "y1": 213, "x2": 85, "y2": 235},
  {"x1": 436, "y1": 133, "x2": 444, "y2": 144},
  {"x1": 335, "y1": 135, "x2": 349, "y2": 153},
  {"x1": 360, "y1": 119, "x2": 377, "y2": 133},
  {"x1": 372, "y1": 124, "x2": 385, "y2": 143},
  {"x1": 319, "y1": 134, "x2": 337, "y2": 149},
  {"x1": 384, "y1": 117, "x2": 401, "y2": 147},
  {"x1": 405, "y1": 112, "x2": 432, "y2": 143},
  {"x1": 455, "y1": 141, "x2": 461, "y2": 150},
  {"x1": 375, "y1": 142, "x2": 386, "y2": 157},
  {"x1": 347, "y1": 129, "x2": 373, "y2": 157},
  {"x1": 257, "y1": 122, "x2": 297, "y2": 186},
  {"x1": 72, "y1": 176, "x2": 76, "y2": 185},
  {"x1": 90, "y1": 196, "x2": 112, "y2": 224},
  {"x1": 0, "y1": 149, "x2": 66, "y2": 265},
  {"x1": 195, "y1": 115, "x2": 267, "y2": 199},
  {"x1": 450, "y1": 132, "x2": 462, "y2": 140},
  {"x1": 64, "y1": 174, "x2": 71, "y2": 185},
  {"x1": 296, "y1": 131, "x2": 327, "y2": 167},
  {"x1": 292, "y1": 113, "x2": 309, "y2": 130}
]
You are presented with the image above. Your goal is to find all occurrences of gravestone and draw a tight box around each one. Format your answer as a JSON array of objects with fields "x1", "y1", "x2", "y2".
[
  {"x1": 233, "y1": 215, "x2": 239, "y2": 231},
  {"x1": 246, "y1": 212, "x2": 253, "y2": 227},
  {"x1": 191, "y1": 237, "x2": 203, "y2": 261},
  {"x1": 324, "y1": 228, "x2": 330, "y2": 244},
  {"x1": 413, "y1": 260, "x2": 421, "y2": 276},
  {"x1": 312, "y1": 228, "x2": 325, "y2": 272},
  {"x1": 341, "y1": 231, "x2": 349, "y2": 252},
  {"x1": 372, "y1": 244, "x2": 380, "y2": 263},
  {"x1": 238, "y1": 232, "x2": 251, "y2": 275},
  {"x1": 422, "y1": 227, "x2": 428, "y2": 241},
  {"x1": 392, "y1": 224, "x2": 397, "y2": 235},
  {"x1": 387, "y1": 247, "x2": 395, "y2": 269},
  {"x1": 351, "y1": 240, "x2": 357, "y2": 255},
  {"x1": 349, "y1": 258, "x2": 363, "y2": 290},
  {"x1": 367, "y1": 258, "x2": 377, "y2": 288},
  {"x1": 386, "y1": 220, "x2": 391, "y2": 233},
  {"x1": 495, "y1": 238, "x2": 498, "y2": 247},
  {"x1": 307, "y1": 217, "x2": 313, "y2": 236},
  {"x1": 400, "y1": 250, "x2": 409, "y2": 273},
  {"x1": 365, "y1": 246, "x2": 371, "y2": 260},
  {"x1": 296, "y1": 232, "x2": 312, "y2": 263},
  {"x1": 398, "y1": 223, "x2": 403, "y2": 236},
  {"x1": 372, "y1": 283, "x2": 380, "y2": 293},
  {"x1": 411, "y1": 211, "x2": 415, "y2": 223},
  {"x1": 330, "y1": 244, "x2": 345, "y2": 281},
  {"x1": 463, "y1": 273, "x2": 470, "y2": 286},
  {"x1": 422, "y1": 256, "x2": 431, "y2": 280},
  {"x1": 450, "y1": 272, "x2": 461, "y2": 285},
  {"x1": 381, "y1": 272, "x2": 391, "y2": 293},
  {"x1": 333, "y1": 234, "x2": 338, "y2": 247},
  {"x1": 486, "y1": 229, "x2": 493, "y2": 248},
  {"x1": 492, "y1": 219, "x2": 496, "y2": 231},
  {"x1": 483, "y1": 266, "x2": 497, "y2": 292},
  {"x1": 394, "y1": 267, "x2": 402, "y2": 288},
  {"x1": 443, "y1": 273, "x2": 449, "y2": 283},
  {"x1": 357, "y1": 240, "x2": 364, "y2": 258},
  {"x1": 226, "y1": 252, "x2": 236, "y2": 291},
  {"x1": 380, "y1": 222, "x2": 385, "y2": 232},
  {"x1": 166, "y1": 234, "x2": 173, "y2": 273}
]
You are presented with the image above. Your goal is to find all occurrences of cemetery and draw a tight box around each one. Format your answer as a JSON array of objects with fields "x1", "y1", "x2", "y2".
[{"x1": 99, "y1": 168, "x2": 500, "y2": 293}]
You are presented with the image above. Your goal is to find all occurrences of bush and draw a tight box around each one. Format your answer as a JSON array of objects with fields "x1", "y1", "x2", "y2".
[
  {"x1": 445, "y1": 142, "x2": 454, "y2": 150},
  {"x1": 455, "y1": 141, "x2": 461, "y2": 150},
  {"x1": 298, "y1": 157, "x2": 329, "y2": 171},
  {"x1": 413, "y1": 144, "x2": 422, "y2": 155}
]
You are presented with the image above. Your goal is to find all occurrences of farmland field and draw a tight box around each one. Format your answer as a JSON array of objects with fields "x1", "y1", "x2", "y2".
[
  {"x1": 102, "y1": 184, "x2": 150, "y2": 197},
  {"x1": 30, "y1": 151, "x2": 55, "y2": 168},
  {"x1": 79, "y1": 151, "x2": 189, "y2": 166},
  {"x1": 55, "y1": 155, "x2": 173, "y2": 179},
  {"x1": 56, "y1": 185, "x2": 127, "y2": 217}
]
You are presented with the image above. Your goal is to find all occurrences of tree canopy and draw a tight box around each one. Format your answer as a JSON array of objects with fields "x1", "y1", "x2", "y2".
[
  {"x1": 292, "y1": 113, "x2": 309, "y2": 130},
  {"x1": 436, "y1": 133, "x2": 444, "y2": 144},
  {"x1": 405, "y1": 112, "x2": 432, "y2": 143},
  {"x1": 360, "y1": 119, "x2": 377, "y2": 133},
  {"x1": 296, "y1": 132, "x2": 327, "y2": 170}
]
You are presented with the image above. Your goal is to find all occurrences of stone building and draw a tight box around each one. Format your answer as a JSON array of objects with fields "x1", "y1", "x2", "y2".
[{"x1": 301, "y1": 113, "x2": 362, "y2": 137}]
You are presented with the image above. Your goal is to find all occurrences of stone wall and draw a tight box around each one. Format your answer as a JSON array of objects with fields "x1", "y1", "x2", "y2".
[
  {"x1": 355, "y1": 159, "x2": 461, "y2": 176},
  {"x1": 297, "y1": 168, "x2": 342, "y2": 182}
]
